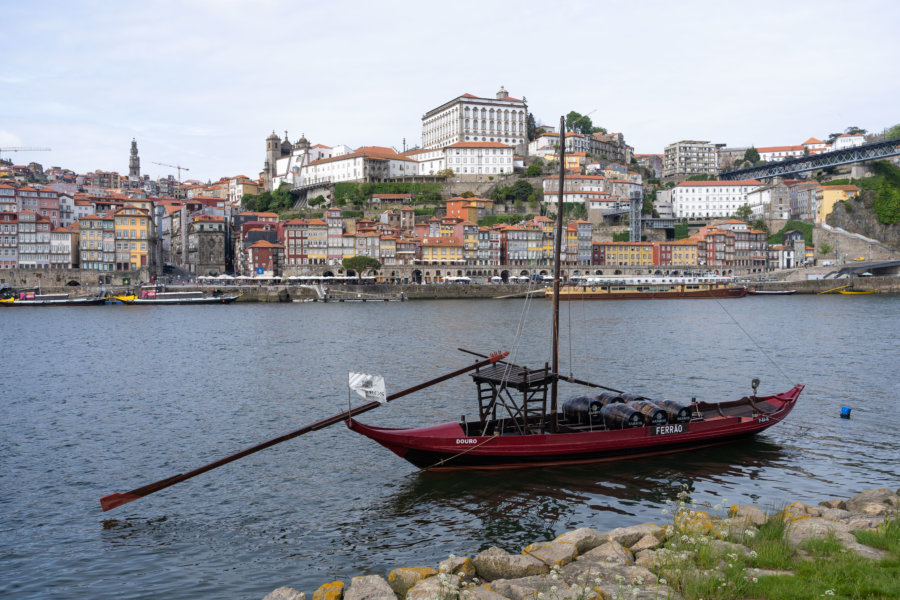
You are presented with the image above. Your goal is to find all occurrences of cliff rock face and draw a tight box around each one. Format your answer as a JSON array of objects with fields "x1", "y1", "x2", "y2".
[{"x1": 828, "y1": 190, "x2": 900, "y2": 249}]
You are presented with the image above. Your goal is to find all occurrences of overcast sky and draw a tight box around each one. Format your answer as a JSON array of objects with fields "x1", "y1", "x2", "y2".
[{"x1": 2, "y1": 0, "x2": 898, "y2": 183}]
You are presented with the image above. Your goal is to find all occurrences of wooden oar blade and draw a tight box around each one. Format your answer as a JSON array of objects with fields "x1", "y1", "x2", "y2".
[{"x1": 100, "y1": 492, "x2": 142, "y2": 512}]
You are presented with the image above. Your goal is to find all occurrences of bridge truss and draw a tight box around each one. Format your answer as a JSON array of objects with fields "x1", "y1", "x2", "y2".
[{"x1": 719, "y1": 138, "x2": 900, "y2": 181}]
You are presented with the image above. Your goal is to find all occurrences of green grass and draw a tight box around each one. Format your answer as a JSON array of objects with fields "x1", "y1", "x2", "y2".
[{"x1": 655, "y1": 499, "x2": 900, "y2": 600}]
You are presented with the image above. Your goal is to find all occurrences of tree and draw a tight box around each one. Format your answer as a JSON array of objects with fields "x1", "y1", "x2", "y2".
[
  {"x1": 241, "y1": 194, "x2": 258, "y2": 212},
  {"x1": 342, "y1": 256, "x2": 381, "y2": 283},
  {"x1": 743, "y1": 147, "x2": 760, "y2": 164},
  {"x1": 885, "y1": 124, "x2": 900, "y2": 140},
  {"x1": 308, "y1": 194, "x2": 326, "y2": 208},
  {"x1": 565, "y1": 111, "x2": 594, "y2": 135},
  {"x1": 526, "y1": 112, "x2": 537, "y2": 141},
  {"x1": 436, "y1": 168, "x2": 454, "y2": 179},
  {"x1": 687, "y1": 173, "x2": 716, "y2": 181},
  {"x1": 460, "y1": 190, "x2": 475, "y2": 198},
  {"x1": 509, "y1": 179, "x2": 534, "y2": 203},
  {"x1": 735, "y1": 204, "x2": 753, "y2": 222},
  {"x1": 525, "y1": 163, "x2": 543, "y2": 177}
]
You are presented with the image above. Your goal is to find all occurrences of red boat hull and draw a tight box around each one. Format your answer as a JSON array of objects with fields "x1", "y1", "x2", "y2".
[{"x1": 347, "y1": 385, "x2": 803, "y2": 470}]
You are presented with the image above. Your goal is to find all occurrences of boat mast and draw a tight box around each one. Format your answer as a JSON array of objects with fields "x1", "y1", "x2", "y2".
[{"x1": 550, "y1": 115, "x2": 566, "y2": 431}]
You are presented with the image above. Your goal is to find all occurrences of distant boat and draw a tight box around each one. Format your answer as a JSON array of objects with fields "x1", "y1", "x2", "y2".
[
  {"x1": 748, "y1": 289, "x2": 797, "y2": 295},
  {"x1": 546, "y1": 276, "x2": 747, "y2": 301},
  {"x1": 838, "y1": 289, "x2": 874, "y2": 295},
  {"x1": 0, "y1": 288, "x2": 106, "y2": 306},
  {"x1": 114, "y1": 284, "x2": 241, "y2": 305}
]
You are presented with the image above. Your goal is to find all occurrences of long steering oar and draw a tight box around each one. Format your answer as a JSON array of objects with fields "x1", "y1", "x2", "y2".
[{"x1": 100, "y1": 351, "x2": 508, "y2": 511}]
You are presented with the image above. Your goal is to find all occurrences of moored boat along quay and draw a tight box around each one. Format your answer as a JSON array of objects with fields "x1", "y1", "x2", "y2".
[
  {"x1": 262, "y1": 486, "x2": 900, "y2": 600},
  {"x1": 10, "y1": 275, "x2": 900, "y2": 304}
]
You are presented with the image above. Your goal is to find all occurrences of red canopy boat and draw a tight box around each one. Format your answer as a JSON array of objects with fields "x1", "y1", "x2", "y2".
[{"x1": 346, "y1": 115, "x2": 803, "y2": 470}]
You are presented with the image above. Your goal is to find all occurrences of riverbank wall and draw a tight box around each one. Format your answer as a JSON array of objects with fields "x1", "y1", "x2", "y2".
[{"x1": 262, "y1": 486, "x2": 900, "y2": 600}]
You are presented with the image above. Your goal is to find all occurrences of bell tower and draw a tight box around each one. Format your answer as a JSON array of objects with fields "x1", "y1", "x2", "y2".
[{"x1": 129, "y1": 139, "x2": 141, "y2": 177}]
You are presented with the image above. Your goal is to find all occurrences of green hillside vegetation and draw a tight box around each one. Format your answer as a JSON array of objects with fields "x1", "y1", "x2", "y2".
[
  {"x1": 334, "y1": 181, "x2": 443, "y2": 205},
  {"x1": 822, "y1": 161, "x2": 900, "y2": 224},
  {"x1": 768, "y1": 220, "x2": 813, "y2": 246}
]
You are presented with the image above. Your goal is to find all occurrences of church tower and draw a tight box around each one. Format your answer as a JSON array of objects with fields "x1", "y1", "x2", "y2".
[
  {"x1": 264, "y1": 131, "x2": 282, "y2": 191},
  {"x1": 129, "y1": 139, "x2": 141, "y2": 177}
]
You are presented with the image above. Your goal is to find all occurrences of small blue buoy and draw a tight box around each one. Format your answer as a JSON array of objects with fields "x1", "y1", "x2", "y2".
[{"x1": 840, "y1": 406, "x2": 852, "y2": 419}]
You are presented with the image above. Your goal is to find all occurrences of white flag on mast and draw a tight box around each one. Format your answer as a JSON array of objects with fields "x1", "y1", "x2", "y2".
[{"x1": 348, "y1": 372, "x2": 387, "y2": 404}]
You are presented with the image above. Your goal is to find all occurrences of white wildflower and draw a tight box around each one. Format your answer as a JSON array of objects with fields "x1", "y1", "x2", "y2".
[
  {"x1": 752, "y1": 577, "x2": 758, "y2": 584},
  {"x1": 824, "y1": 591, "x2": 835, "y2": 596},
  {"x1": 749, "y1": 550, "x2": 758, "y2": 558}
]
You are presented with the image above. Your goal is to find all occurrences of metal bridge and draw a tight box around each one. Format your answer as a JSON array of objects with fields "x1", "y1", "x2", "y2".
[{"x1": 719, "y1": 138, "x2": 900, "y2": 181}]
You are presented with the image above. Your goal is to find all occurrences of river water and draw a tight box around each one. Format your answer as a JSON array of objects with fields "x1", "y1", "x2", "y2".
[{"x1": 1, "y1": 295, "x2": 898, "y2": 599}]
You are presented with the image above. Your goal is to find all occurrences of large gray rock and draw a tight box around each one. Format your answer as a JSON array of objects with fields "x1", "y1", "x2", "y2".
[
  {"x1": 785, "y1": 517, "x2": 888, "y2": 560},
  {"x1": 264, "y1": 588, "x2": 307, "y2": 600},
  {"x1": 521, "y1": 541, "x2": 578, "y2": 568},
  {"x1": 818, "y1": 498, "x2": 847, "y2": 510},
  {"x1": 819, "y1": 508, "x2": 852, "y2": 521},
  {"x1": 463, "y1": 586, "x2": 509, "y2": 600},
  {"x1": 438, "y1": 557, "x2": 476, "y2": 580},
  {"x1": 553, "y1": 527, "x2": 609, "y2": 554},
  {"x1": 629, "y1": 534, "x2": 661, "y2": 553},
  {"x1": 559, "y1": 562, "x2": 667, "y2": 600},
  {"x1": 604, "y1": 523, "x2": 663, "y2": 548},
  {"x1": 729, "y1": 504, "x2": 767, "y2": 526},
  {"x1": 486, "y1": 576, "x2": 564, "y2": 600},
  {"x1": 633, "y1": 548, "x2": 694, "y2": 570},
  {"x1": 708, "y1": 539, "x2": 751, "y2": 558},
  {"x1": 344, "y1": 575, "x2": 397, "y2": 600},
  {"x1": 388, "y1": 568, "x2": 437, "y2": 599},
  {"x1": 406, "y1": 575, "x2": 460, "y2": 600},
  {"x1": 472, "y1": 547, "x2": 549, "y2": 582},
  {"x1": 579, "y1": 541, "x2": 634, "y2": 566},
  {"x1": 846, "y1": 488, "x2": 900, "y2": 514}
]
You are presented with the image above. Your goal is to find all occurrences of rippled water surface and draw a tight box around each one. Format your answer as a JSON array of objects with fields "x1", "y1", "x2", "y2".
[{"x1": 1, "y1": 296, "x2": 898, "y2": 599}]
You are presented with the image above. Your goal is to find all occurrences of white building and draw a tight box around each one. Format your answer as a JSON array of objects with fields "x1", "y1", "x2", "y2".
[
  {"x1": 402, "y1": 147, "x2": 446, "y2": 176},
  {"x1": 671, "y1": 179, "x2": 762, "y2": 219},
  {"x1": 294, "y1": 146, "x2": 418, "y2": 187},
  {"x1": 745, "y1": 184, "x2": 774, "y2": 218},
  {"x1": 757, "y1": 145, "x2": 805, "y2": 162},
  {"x1": 832, "y1": 133, "x2": 865, "y2": 150},
  {"x1": 443, "y1": 142, "x2": 514, "y2": 181},
  {"x1": 422, "y1": 86, "x2": 528, "y2": 155}
]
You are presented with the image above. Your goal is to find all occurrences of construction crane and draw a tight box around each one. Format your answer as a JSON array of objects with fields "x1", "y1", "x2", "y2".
[
  {"x1": 152, "y1": 161, "x2": 190, "y2": 183},
  {"x1": 0, "y1": 147, "x2": 52, "y2": 162}
]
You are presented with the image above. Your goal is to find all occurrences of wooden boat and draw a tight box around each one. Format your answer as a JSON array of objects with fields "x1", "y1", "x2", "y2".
[
  {"x1": 838, "y1": 289, "x2": 874, "y2": 295},
  {"x1": 0, "y1": 288, "x2": 106, "y2": 306},
  {"x1": 547, "y1": 276, "x2": 747, "y2": 301},
  {"x1": 114, "y1": 284, "x2": 241, "y2": 305},
  {"x1": 346, "y1": 114, "x2": 803, "y2": 470}
]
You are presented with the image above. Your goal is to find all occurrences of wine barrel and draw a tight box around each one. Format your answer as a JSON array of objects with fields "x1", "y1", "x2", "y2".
[
  {"x1": 655, "y1": 399, "x2": 692, "y2": 423},
  {"x1": 619, "y1": 393, "x2": 648, "y2": 403},
  {"x1": 594, "y1": 391, "x2": 625, "y2": 406},
  {"x1": 561, "y1": 396, "x2": 603, "y2": 425},
  {"x1": 600, "y1": 403, "x2": 645, "y2": 429},
  {"x1": 627, "y1": 400, "x2": 669, "y2": 426}
]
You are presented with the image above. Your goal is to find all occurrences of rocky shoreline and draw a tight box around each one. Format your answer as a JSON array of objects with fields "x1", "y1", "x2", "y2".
[{"x1": 262, "y1": 487, "x2": 899, "y2": 600}]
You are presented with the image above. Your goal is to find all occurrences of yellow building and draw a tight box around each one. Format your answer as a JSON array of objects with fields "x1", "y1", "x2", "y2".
[
  {"x1": 306, "y1": 219, "x2": 328, "y2": 264},
  {"x1": 817, "y1": 185, "x2": 859, "y2": 224},
  {"x1": 419, "y1": 236, "x2": 463, "y2": 265},
  {"x1": 113, "y1": 206, "x2": 151, "y2": 270},
  {"x1": 564, "y1": 152, "x2": 586, "y2": 172},
  {"x1": 594, "y1": 241, "x2": 654, "y2": 266}
]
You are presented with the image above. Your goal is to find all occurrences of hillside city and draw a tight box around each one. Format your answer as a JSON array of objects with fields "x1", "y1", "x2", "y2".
[{"x1": 2, "y1": 86, "x2": 899, "y2": 285}]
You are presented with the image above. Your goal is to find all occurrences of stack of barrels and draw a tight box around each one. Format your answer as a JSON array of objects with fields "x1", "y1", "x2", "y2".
[{"x1": 562, "y1": 391, "x2": 692, "y2": 429}]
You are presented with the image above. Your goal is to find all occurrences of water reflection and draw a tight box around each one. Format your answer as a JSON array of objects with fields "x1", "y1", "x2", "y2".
[{"x1": 369, "y1": 437, "x2": 788, "y2": 550}]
